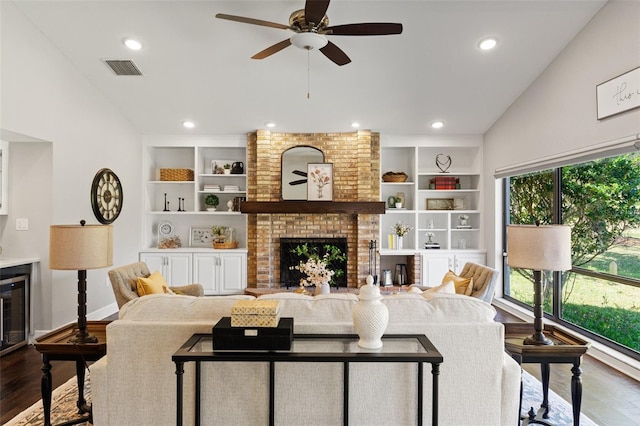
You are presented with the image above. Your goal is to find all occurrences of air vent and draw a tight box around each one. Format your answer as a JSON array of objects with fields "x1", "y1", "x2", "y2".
[{"x1": 103, "y1": 59, "x2": 143, "y2": 76}]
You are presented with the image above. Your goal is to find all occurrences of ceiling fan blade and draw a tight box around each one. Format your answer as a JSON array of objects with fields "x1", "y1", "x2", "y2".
[
  {"x1": 289, "y1": 179, "x2": 308, "y2": 186},
  {"x1": 215, "y1": 13, "x2": 291, "y2": 30},
  {"x1": 292, "y1": 170, "x2": 308, "y2": 177},
  {"x1": 252, "y1": 39, "x2": 292, "y2": 60},
  {"x1": 320, "y1": 41, "x2": 351, "y2": 66},
  {"x1": 324, "y1": 23, "x2": 403, "y2": 36},
  {"x1": 305, "y1": 0, "x2": 330, "y2": 26}
]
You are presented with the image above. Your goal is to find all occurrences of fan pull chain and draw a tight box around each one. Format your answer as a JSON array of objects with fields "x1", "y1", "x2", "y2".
[{"x1": 307, "y1": 48, "x2": 311, "y2": 99}]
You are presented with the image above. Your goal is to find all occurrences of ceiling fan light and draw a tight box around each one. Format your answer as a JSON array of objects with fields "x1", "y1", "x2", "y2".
[{"x1": 290, "y1": 32, "x2": 328, "y2": 50}]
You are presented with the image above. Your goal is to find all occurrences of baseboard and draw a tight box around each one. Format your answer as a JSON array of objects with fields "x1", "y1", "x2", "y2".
[
  {"x1": 493, "y1": 298, "x2": 640, "y2": 382},
  {"x1": 88, "y1": 302, "x2": 118, "y2": 321}
]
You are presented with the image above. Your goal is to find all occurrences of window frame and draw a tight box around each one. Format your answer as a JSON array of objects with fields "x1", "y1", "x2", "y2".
[{"x1": 502, "y1": 166, "x2": 639, "y2": 361}]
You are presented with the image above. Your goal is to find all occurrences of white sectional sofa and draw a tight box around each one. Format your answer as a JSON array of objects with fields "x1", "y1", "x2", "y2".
[{"x1": 91, "y1": 292, "x2": 520, "y2": 426}]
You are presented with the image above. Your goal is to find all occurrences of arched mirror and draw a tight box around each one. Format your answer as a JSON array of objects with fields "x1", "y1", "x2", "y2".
[{"x1": 281, "y1": 146, "x2": 324, "y2": 200}]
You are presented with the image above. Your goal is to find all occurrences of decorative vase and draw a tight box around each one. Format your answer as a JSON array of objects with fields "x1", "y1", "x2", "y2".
[
  {"x1": 352, "y1": 276, "x2": 389, "y2": 349},
  {"x1": 315, "y1": 282, "x2": 330, "y2": 295},
  {"x1": 397, "y1": 236, "x2": 403, "y2": 250}
]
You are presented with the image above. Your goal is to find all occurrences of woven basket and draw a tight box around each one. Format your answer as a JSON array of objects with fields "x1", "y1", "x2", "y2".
[
  {"x1": 382, "y1": 172, "x2": 408, "y2": 182},
  {"x1": 213, "y1": 241, "x2": 239, "y2": 249},
  {"x1": 160, "y1": 168, "x2": 194, "y2": 181}
]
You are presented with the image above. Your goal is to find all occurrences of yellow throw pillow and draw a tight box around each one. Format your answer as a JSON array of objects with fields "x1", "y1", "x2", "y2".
[
  {"x1": 136, "y1": 271, "x2": 171, "y2": 296},
  {"x1": 442, "y1": 270, "x2": 473, "y2": 296}
]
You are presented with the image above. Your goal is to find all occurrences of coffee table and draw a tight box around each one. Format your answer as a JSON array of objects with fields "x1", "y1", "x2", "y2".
[
  {"x1": 173, "y1": 333, "x2": 443, "y2": 426},
  {"x1": 34, "y1": 320, "x2": 110, "y2": 426}
]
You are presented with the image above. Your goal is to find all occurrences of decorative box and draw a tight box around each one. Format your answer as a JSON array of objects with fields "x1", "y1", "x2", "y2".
[
  {"x1": 212, "y1": 317, "x2": 293, "y2": 350},
  {"x1": 231, "y1": 314, "x2": 280, "y2": 328},
  {"x1": 231, "y1": 299, "x2": 280, "y2": 316}
]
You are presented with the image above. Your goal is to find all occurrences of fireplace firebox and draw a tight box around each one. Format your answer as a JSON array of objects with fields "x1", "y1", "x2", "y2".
[{"x1": 280, "y1": 238, "x2": 348, "y2": 288}]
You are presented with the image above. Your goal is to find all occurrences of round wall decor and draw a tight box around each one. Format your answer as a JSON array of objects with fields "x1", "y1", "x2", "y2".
[{"x1": 91, "y1": 168, "x2": 123, "y2": 224}]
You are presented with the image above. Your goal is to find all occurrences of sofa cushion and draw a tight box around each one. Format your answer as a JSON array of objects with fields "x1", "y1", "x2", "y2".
[
  {"x1": 257, "y1": 292, "x2": 358, "y2": 323},
  {"x1": 119, "y1": 293, "x2": 256, "y2": 321}
]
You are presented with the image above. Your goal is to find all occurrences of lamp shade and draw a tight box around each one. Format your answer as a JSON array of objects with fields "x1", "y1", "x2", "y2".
[
  {"x1": 50, "y1": 224, "x2": 113, "y2": 270},
  {"x1": 506, "y1": 224, "x2": 572, "y2": 271}
]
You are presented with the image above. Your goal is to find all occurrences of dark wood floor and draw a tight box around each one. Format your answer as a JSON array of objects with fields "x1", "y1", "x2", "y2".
[{"x1": 1, "y1": 309, "x2": 639, "y2": 425}]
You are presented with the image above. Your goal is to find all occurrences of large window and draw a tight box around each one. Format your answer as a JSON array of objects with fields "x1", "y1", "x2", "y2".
[{"x1": 504, "y1": 152, "x2": 640, "y2": 359}]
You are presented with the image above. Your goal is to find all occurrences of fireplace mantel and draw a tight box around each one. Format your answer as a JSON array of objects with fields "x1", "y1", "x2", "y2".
[{"x1": 240, "y1": 201, "x2": 385, "y2": 215}]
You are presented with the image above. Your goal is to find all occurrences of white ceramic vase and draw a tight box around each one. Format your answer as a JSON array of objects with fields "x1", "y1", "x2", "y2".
[
  {"x1": 315, "y1": 283, "x2": 330, "y2": 296},
  {"x1": 352, "y1": 276, "x2": 389, "y2": 349}
]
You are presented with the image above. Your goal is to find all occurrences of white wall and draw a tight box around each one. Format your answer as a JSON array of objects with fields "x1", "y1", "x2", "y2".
[
  {"x1": 483, "y1": 1, "x2": 640, "y2": 282},
  {"x1": 0, "y1": 2, "x2": 143, "y2": 332}
]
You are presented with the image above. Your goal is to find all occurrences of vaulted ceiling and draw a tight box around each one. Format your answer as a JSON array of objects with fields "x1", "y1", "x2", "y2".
[{"x1": 11, "y1": 0, "x2": 606, "y2": 135}]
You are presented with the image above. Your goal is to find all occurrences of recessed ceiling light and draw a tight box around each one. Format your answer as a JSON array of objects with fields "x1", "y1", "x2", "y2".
[
  {"x1": 478, "y1": 37, "x2": 497, "y2": 51},
  {"x1": 265, "y1": 122, "x2": 276, "y2": 128},
  {"x1": 431, "y1": 121, "x2": 445, "y2": 129},
  {"x1": 124, "y1": 38, "x2": 142, "y2": 50},
  {"x1": 351, "y1": 122, "x2": 360, "y2": 128},
  {"x1": 182, "y1": 121, "x2": 195, "y2": 129}
]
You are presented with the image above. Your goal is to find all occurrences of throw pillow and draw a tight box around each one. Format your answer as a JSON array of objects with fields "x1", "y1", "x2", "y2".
[
  {"x1": 136, "y1": 271, "x2": 172, "y2": 296},
  {"x1": 422, "y1": 280, "x2": 456, "y2": 295},
  {"x1": 441, "y1": 270, "x2": 474, "y2": 296}
]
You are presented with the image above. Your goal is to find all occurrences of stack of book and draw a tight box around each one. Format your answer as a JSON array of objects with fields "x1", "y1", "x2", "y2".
[
  {"x1": 223, "y1": 185, "x2": 241, "y2": 192},
  {"x1": 230, "y1": 299, "x2": 281, "y2": 327},
  {"x1": 433, "y1": 176, "x2": 457, "y2": 190},
  {"x1": 203, "y1": 184, "x2": 221, "y2": 192}
]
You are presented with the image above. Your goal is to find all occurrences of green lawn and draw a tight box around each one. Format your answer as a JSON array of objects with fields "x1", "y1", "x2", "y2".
[{"x1": 508, "y1": 233, "x2": 640, "y2": 352}]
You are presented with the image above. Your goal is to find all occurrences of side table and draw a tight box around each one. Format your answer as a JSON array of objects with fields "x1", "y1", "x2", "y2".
[
  {"x1": 34, "y1": 320, "x2": 110, "y2": 426},
  {"x1": 504, "y1": 323, "x2": 590, "y2": 426}
]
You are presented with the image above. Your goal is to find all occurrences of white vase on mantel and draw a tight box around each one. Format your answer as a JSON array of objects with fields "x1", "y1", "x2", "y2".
[
  {"x1": 352, "y1": 275, "x2": 389, "y2": 349},
  {"x1": 315, "y1": 282, "x2": 330, "y2": 296}
]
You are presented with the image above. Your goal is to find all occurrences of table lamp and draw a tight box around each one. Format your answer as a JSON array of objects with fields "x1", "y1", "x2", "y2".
[
  {"x1": 506, "y1": 223, "x2": 571, "y2": 345},
  {"x1": 50, "y1": 221, "x2": 113, "y2": 343}
]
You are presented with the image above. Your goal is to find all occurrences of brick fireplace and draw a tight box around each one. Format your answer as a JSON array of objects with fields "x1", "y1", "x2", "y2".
[{"x1": 245, "y1": 130, "x2": 380, "y2": 288}]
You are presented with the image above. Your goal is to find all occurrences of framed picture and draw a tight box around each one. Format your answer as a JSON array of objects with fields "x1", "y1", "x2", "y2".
[
  {"x1": 189, "y1": 227, "x2": 214, "y2": 247},
  {"x1": 307, "y1": 163, "x2": 333, "y2": 201},
  {"x1": 596, "y1": 67, "x2": 640, "y2": 120},
  {"x1": 426, "y1": 198, "x2": 454, "y2": 210},
  {"x1": 211, "y1": 160, "x2": 234, "y2": 174}
]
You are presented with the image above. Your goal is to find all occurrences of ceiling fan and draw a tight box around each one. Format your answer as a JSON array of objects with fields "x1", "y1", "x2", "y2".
[{"x1": 215, "y1": 0, "x2": 403, "y2": 66}]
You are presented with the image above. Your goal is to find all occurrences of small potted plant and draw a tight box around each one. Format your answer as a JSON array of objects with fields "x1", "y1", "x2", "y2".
[
  {"x1": 223, "y1": 163, "x2": 231, "y2": 175},
  {"x1": 204, "y1": 194, "x2": 219, "y2": 211}
]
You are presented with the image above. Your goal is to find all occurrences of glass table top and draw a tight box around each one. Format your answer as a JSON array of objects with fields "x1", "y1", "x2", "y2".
[{"x1": 190, "y1": 335, "x2": 430, "y2": 355}]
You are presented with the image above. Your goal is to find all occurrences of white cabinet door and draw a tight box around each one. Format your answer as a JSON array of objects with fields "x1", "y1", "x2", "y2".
[
  {"x1": 192, "y1": 252, "x2": 247, "y2": 295},
  {"x1": 139, "y1": 252, "x2": 192, "y2": 287},
  {"x1": 166, "y1": 253, "x2": 192, "y2": 286},
  {"x1": 422, "y1": 252, "x2": 487, "y2": 284},
  {"x1": 218, "y1": 252, "x2": 247, "y2": 294},
  {"x1": 453, "y1": 252, "x2": 486, "y2": 274},
  {"x1": 139, "y1": 252, "x2": 165, "y2": 276},
  {"x1": 193, "y1": 253, "x2": 217, "y2": 294},
  {"x1": 421, "y1": 253, "x2": 451, "y2": 285}
]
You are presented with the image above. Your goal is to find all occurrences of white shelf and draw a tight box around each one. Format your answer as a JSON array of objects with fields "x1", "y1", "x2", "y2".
[
  {"x1": 142, "y1": 139, "x2": 248, "y2": 250},
  {"x1": 380, "y1": 141, "x2": 483, "y2": 252}
]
